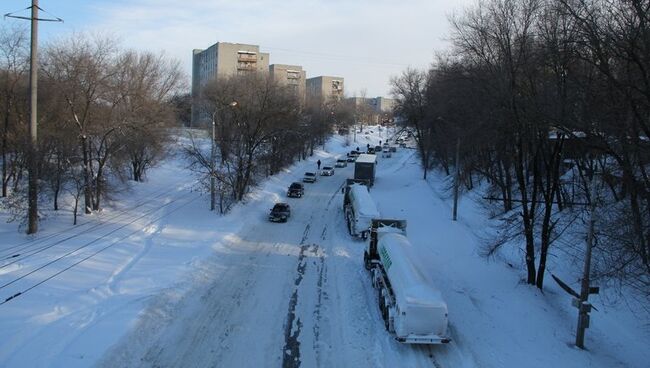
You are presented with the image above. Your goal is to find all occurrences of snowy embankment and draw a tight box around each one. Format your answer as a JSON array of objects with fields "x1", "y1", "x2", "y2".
[{"x1": 0, "y1": 127, "x2": 647, "y2": 368}]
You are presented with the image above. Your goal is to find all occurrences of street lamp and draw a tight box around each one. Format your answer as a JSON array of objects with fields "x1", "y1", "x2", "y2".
[{"x1": 211, "y1": 101, "x2": 238, "y2": 211}]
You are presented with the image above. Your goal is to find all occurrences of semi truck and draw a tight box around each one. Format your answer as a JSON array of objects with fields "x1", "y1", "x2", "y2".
[
  {"x1": 343, "y1": 181, "x2": 380, "y2": 239},
  {"x1": 354, "y1": 153, "x2": 376, "y2": 187},
  {"x1": 364, "y1": 219, "x2": 451, "y2": 344}
]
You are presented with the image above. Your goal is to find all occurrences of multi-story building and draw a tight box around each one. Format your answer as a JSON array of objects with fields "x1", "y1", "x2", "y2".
[
  {"x1": 269, "y1": 64, "x2": 306, "y2": 101},
  {"x1": 306, "y1": 76, "x2": 344, "y2": 103},
  {"x1": 346, "y1": 96, "x2": 396, "y2": 124},
  {"x1": 372, "y1": 97, "x2": 396, "y2": 113},
  {"x1": 191, "y1": 42, "x2": 270, "y2": 124}
]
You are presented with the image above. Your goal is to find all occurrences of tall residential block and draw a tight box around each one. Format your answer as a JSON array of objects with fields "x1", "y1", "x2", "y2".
[
  {"x1": 191, "y1": 42, "x2": 270, "y2": 124},
  {"x1": 306, "y1": 76, "x2": 344, "y2": 103},
  {"x1": 269, "y1": 64, "x2": 306, "y2": 101}
]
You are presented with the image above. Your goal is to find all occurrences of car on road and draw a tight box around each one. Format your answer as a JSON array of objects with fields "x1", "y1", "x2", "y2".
[
  {"x1": 375, "y1": 145, "x2": 383, "y2": 153},
  {"x1": 269, "y1": 202, "x2": 291, "y2": 222},
  {"x1": 321, "y1": 166, "x2": 335, "y2": 176},
  {"x1": 335, "y1": 159, "x2": 347, "y2": 168},
  {"x1": 303, "y1": 172, "x2": 317, "y2": 183},
  {"x1": 347, "y1": 150, "x2": 359, "y2": 162},
  {"x1": 287, "y1": 182, "x2": 304, "y2": 198}
]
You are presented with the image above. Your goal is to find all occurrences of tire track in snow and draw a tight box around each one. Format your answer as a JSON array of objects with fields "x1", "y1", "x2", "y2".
[{"x1": 281, "y1": 243, "x2": 312, "y2": 368}]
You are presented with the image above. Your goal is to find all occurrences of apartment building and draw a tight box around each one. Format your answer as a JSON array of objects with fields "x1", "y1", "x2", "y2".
[
  {"x1": 191, "y1": 42, "x2": 270, "y2": 124},
  {"x1": 346, "y1": 96, "x2": 396, "y2": 124},
  {"x1": 373, "y1": 97, "x2": 396, "y2": 113},
  {"x1": 306, "y1": 76, "x2": 344, "y2": 103},
  {"x1": 269, "y1": 64, "x2": 306, "y2": 101}
]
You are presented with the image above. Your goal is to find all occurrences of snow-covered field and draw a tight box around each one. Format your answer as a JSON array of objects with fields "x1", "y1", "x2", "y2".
[{"x1": 0, "y1": 128, "x2": 648, "y2": 367}]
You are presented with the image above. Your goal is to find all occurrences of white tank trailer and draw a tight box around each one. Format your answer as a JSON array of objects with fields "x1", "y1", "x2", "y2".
[
  {"x1": 364, "y1": 219, "x2": 450, "y2": 344},
  {"x1": 343, "y1": 182, "x2": 380, "y2": 239}
]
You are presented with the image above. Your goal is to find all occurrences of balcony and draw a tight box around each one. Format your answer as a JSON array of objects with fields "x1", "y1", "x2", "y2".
[
  {"x1": 237, "y1": 53, "x2": 257, "y2": 62},
  {"x1": 237, "y1": 62, "x2": 257, "y2": 71}
]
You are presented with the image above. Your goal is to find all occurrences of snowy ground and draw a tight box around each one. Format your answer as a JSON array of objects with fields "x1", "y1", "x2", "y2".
[{"x1": 0, "y1": 128, "x2": 648, "y2": 367}]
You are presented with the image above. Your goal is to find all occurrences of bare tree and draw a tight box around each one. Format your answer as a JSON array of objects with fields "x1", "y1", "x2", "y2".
[{"x1": 0, "y1": 25, "x2": 29, "y2": 198}]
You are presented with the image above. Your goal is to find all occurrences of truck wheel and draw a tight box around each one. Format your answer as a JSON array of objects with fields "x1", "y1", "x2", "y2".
[{"x1": 364, "y1": 252, "x2": 371, "y2": 271}]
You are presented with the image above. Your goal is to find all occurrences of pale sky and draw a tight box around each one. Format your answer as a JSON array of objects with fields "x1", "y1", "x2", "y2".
[{"x1": 1, "y1": 0, "x2": 474, "y2": 97}]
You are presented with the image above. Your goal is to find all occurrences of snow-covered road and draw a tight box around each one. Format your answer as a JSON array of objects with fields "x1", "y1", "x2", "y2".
[
  {"x1": 2, "y1": 129, "x2": 647, "y2": 368},
  {"x1": 99, "y1": 147, "x2": 445, "y2": 367}
]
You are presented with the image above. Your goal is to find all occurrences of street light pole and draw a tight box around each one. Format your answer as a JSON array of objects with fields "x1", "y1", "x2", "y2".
[
  {"x1": 576, "y1": 170, "x2": 597, "y2": 348},
  {"x1": 452, "y1": 137, "x2": 461, "y2": 221},
  {"x1": 209, "y1": 101, "x2": 237, "y2": 212},
  {"x1": 210, "y1": 111, "x2": 216, "y2": 211}
]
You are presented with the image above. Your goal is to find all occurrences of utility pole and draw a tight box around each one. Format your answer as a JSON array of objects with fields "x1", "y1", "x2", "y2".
[
  {"x1": 575, "y1": 171, "x2": 597, "y2": 348},
  {"x1": 27, "y1": 0, "x2": 39, "y2": 234},
  {"x1": 452, "y1": 137, "x2": 461, "y2": 221},
  {"x1": 6, "y1": 1, "x2": 62, "y2": 234}
]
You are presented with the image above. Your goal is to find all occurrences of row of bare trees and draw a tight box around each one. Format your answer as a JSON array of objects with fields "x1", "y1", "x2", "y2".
[
  {"x1": 392, "y1": 0, "x2": 650, "y2": 296},
  {"x1": 185, "y1": 73, "x2": 353, "y2": 213},
  {"x1": 0, "y1": 26, "x2": 184, "y2": 225}
]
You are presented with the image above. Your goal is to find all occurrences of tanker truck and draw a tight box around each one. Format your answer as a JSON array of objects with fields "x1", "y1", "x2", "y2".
[
  {"x1": 364, "y1": 219, "x2": 451, "y2": 344},
  {"x1": 343, "y1": 181, "x2": 380, "y2": 239}
]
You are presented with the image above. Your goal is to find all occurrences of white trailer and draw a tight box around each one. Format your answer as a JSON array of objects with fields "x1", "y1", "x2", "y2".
[
  {"x1": 364, "y1": 219, "x2": 450, "y2": 344},
  {"x1": 343, "y1": 182, "x2": 380, "y2": 239}
]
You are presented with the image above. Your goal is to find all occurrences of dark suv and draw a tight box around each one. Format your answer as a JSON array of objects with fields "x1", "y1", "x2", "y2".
[
  {"x1": 269, "y1": 203, "x2": 291, "y2": 222},
  {"x1": 287, "y1": 182, "x2": 304, "y2": 198}
]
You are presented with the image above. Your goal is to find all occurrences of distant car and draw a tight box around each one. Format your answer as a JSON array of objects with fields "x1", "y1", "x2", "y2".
[
  {"x1": 321, "y1": 166, "x2": 335, "y2": 176},
  {"x1": 390, "y1": 146, "x2": 397, "y2": 152},
  {"x1": 335, "y1": 159, "x2": 347, "y2": 168},
  {"x1": 367, "y1": 147, "x2": 375, "y2": 154},
  {"x1": 347, "y1": 150, "x2": 359, "y2": 162},
  {"x1": 375, "y1": 145, "x2": 382, "y2": 153},
  {"x1": 287, "y1": 182, "x2": 304, "y2": 198},
  {"x1": 303, "y1": 172, "x2": 317, "y2": 183},
  {"x1": 399, "y1": 143, "x2": 407, "y2": 148},
  {"x1": 269, "y1": 202, "x2": 291, "y2": 222}
]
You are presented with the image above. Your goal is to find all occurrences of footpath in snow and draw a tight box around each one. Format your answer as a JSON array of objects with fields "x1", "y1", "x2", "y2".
[{"x1": 0, "y1": 128, "x2": 647, "y2": 368}]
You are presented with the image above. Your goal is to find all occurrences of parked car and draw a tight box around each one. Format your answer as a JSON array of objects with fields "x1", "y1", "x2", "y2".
[
  {"x1": 303, "y1": 172, "x2": 317, "y2": 183},
  {"x1": 321, "y1": 166, "x2": 335, "y2": 176},
  {"x1": 269, "y1": 202, "x2": 291, "y2": 222},
  {"x1": 287, "y1": 182, "x2": 304, "y2": 198},
  {"x1": 335, "y1": 159, "x2": 348, "y2": 168},
  {"x1": 347, "y1": 155, "x2": 357, "y2": 162},
  {"x1": 375, "y1": 145, "x2": 383, "y2": 153},
  {"x1": 367, "y1": 147, "x2": 375, "y2": 154}
]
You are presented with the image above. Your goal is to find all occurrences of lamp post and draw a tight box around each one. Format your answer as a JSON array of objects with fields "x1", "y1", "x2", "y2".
[{"x1": 210, "y1": 101, "x2": 238, "y2": 211}]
